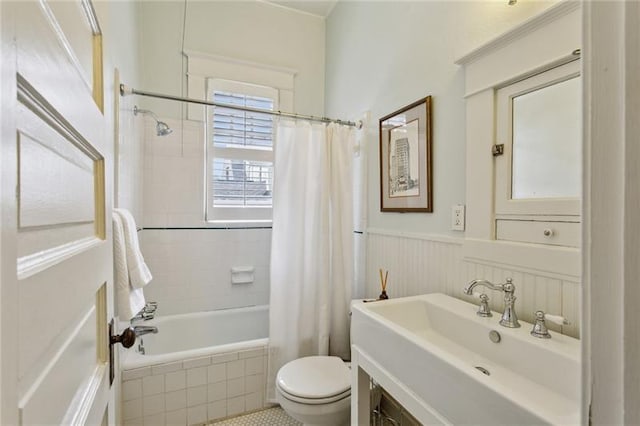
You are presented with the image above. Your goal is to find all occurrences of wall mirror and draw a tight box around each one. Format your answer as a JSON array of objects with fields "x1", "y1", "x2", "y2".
[{"x1": 512, "y1": 74, "x2": 581, "y2": 199}]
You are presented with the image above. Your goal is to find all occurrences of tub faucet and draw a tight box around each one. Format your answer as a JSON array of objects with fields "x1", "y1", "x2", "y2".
[
  {"x1": 131, "y1": 302, "x2": 158, "y2": 322},
  {"x1": 464, "y1": 278, "x2": 520, "y2": 328},
  {"x1": 133, "y1": 325, "x2": 158, "y2": 337}
]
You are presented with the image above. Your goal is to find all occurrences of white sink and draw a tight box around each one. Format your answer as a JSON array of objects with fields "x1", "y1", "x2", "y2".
[{"x1": 351, "y1": 293, "x2": 580, "y2": 425}]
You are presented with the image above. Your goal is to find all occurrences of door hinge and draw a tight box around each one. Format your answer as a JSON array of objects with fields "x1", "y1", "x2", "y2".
[{"x1": 492, "y1": 144, "x2": 504, "y2": 156}]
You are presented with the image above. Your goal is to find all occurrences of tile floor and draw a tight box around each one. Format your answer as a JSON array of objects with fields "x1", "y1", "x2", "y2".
[{"x1": 209, "y1": 407, "x2": 301, "y2": 425}]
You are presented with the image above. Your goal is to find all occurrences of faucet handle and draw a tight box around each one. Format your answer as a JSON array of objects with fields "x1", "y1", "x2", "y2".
[
  {"x1": 531, "y1": 311, "x2": 551, "y2": 338},
  {"x1": 131, "y1": 310, "x2": 155, "y2": 322},
  {"x1": 144, "y1": 302, "x2": 158, "y2": 313},
  {"x1": 543, "y1": 313, "x2": 570, "y2": 326},
  {"x1": 531, "y1": 310, "x2": 569, "y2": 339},
  {"x1": 472, "y1": 292, "x2": 492, "y2": 317},
  {"x1": 502, "y1": 277, "x2": 515, "y2": 293}
]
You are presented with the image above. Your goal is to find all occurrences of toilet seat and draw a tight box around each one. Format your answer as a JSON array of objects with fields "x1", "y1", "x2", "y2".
[
  {"x1": 276, "y1": 356, "x2": 351, "y2": 405},
  {"x1": 278, "y1": 387, "x2": 351, "y2": 405}
]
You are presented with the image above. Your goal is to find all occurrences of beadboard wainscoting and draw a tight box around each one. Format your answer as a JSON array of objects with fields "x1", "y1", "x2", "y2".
[{"x1": 365, "y1": 229, "x2": 580, "y2": 338}]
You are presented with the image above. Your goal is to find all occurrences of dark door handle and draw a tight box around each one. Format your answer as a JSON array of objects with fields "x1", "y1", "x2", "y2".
[
  {"x1": 108, "y1": 320, "x2": 137, "y2": 385},
  {"x1": 110, "y1": 327, "x2": 136, "y2": 348}
]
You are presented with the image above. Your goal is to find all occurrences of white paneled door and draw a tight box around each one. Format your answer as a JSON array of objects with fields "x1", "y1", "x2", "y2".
[{"x1": 1, "y1": 1, "x2": 117, "y2": 425}]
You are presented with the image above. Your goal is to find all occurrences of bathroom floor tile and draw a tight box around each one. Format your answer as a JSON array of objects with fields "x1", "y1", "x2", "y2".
[{"x1": 208, "y1": 406, "x2": 301, "y2": 425}]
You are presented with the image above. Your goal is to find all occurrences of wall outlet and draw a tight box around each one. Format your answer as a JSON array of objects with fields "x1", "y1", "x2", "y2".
[{"x1": 451, "y1": 205, "x2": 465, "y2": 231}]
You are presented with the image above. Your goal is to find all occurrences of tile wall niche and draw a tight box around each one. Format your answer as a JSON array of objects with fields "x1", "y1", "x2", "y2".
[
  {"x1": 121, "y1": 346, "x2": 269, "y2": 426},
  {"x1": 140, "y1": 117, "x2": 272, "y2": 315},
  {"x1": 365, "y1": 229, "x2": 580, "y2": 338}
]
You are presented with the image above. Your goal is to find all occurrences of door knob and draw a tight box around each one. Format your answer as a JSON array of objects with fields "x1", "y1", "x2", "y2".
[
  {"x1": 110, "y1": 327, "x2": 136, "y2": 348},
  {"x1": 108, "y1": 320, "x2": 136, "y2": 385}
]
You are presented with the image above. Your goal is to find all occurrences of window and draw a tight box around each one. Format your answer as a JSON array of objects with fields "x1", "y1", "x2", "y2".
[{"x1": 206, "y1": 79, "x2": 278, "y2": 223}]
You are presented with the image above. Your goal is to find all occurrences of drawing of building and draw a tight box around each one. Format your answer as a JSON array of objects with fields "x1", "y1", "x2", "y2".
[{"x1": 394, "y1": 137, "x2": 411, "y2": 192}]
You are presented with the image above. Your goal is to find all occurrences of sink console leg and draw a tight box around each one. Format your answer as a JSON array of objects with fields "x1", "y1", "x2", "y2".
[{"x1": 351, "y1": 348, "x2": 371, "y2": 425}]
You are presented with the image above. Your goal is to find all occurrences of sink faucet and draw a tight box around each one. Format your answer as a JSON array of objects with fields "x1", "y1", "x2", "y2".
[
  {"x1": 463, "y1": 278, "x2": 520, "y2": 328},
  {"x1": 133, "y1": 325, "x2": 158, "y2": 337}
]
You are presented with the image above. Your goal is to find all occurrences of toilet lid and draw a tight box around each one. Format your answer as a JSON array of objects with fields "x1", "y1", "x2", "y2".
[{"x1": 276, "y1": 356, "x2": 351, "y2": 400}]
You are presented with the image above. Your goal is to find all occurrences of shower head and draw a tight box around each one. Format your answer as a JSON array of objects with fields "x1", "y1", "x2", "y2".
[
  {"x1": 155, "y1": 121, "x2": 173, "y2": 137},
  {"x1": 133, "y1": 105, "x2": 173, "y2": 137}
]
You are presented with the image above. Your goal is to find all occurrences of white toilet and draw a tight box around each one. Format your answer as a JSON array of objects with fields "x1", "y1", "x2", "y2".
[{"x1": 276, "y1": 355, "x2": 351, "y2": 426}]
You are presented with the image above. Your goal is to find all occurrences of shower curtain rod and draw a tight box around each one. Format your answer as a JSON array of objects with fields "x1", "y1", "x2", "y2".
[{"x1": 120, "y1": 84, "x2": 363, "y2": 129}]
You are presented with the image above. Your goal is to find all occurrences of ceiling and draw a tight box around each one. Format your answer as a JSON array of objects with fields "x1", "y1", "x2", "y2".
[{"x1": 263, "y1": 1, "x2": 339, "y2": 18}]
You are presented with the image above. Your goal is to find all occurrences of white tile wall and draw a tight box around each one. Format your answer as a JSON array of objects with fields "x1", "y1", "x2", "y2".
[
  {"x1": 123, "y1": 366, "x2": 152, "y2": 381},
  {"x1": 165, "y1": 389, "x2": 187, "y2": 412},
  {"x1": 143, "y1": 394, "x2": 165, "y2": 416},
  {"x1": 207, "y1": 401, "x2": 227, "y2": 421},
  {"x1": 152, "y1": 361, "x2": 183, "y2": 375},
  {"x1": 226, "y1": 396, "x2": 245, "y2": 417},
  {"x1": 144, "y1": 412, "x2": 165, "y2": 426},
  {"x1": 123, "y1": 398, "x2": 143, "y2": 421},
  {"x1": 140, "y1": 117, "x2": 272, "y2": 316},
  {"x1": 366, "y1": 230, "x2": 580, "y2": 338},
  {"x1": 140, "y1": 228, "x2": 271, "y2": 315},
  {"x1": 226, "y1": 360, "x2": 245, "y2": 379},
  {"x1": 123, "y1": 379, "x2": 143, "y2": 401},
  {"x1": 187, "y1": 404, "x2": 208, "y2": 425},
  {"x1": 116, "y1": 98, "x2": 144, "y2": 223},
  {"x1": 208, "y1": 364, "x2": 226, "y2": 384},
  {"x1": 184, "y1": 356, "x2": 210, "y2": 369},
  {"x1": 166, "y1": 370, "x2": 187, "y2": 393},
  {"x1": 122, "y1": 346, "x2": 268, "y2": 426},
  {"x1": 166, "y1": 409, "x2": 187, "y2": 426},
  {"x1": 141, "y1": 118, "x2": 204, "y2": 228},
  {"x1": 143, "y1": 375, "x2": 165, "y2": 396},
  {"x1": 187, "y1": 367, "x2": 208, "y2": 388},
  {"x1": 208, "y1": 381, "x2": 227, "y2": 402},
  {"x1": 187, "y1": 385, "x2": 208, "y2": 407}
]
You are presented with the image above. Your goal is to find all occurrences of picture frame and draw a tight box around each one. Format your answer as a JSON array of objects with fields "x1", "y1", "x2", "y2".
[{"x1": 379, "y1": 96, "x2": 433, "y2": 212}]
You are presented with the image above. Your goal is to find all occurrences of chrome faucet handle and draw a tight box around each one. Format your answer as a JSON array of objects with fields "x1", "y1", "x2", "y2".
[
  {"x1": 144, "y1": 302, "x2": 157, "y2": 313},
  {"x1": 502, "y1": 278, "x2": 515, "y2": 294},
  {"x1": 531, "y1": 311, "x2": 551, "y2": 338},
  {"x1": 530, "y1": 310, "x2": 569, "y2": 339},
  {"x1": 131, "y1": 310, "x2": 155, "y2": 322},
  {"x1": 472, "y1": 292, "x2": 492, "y2": 317}
]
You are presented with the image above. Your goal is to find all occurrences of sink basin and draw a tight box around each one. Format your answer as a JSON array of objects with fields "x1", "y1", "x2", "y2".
[{"x1": 351, "y1": 293, "x2": 580, "y2": 425}]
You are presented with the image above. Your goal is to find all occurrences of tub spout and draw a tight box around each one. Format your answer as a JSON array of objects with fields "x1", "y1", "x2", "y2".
[{"x1": 133, "y1": 325, "x2": 158, "y2": 337}]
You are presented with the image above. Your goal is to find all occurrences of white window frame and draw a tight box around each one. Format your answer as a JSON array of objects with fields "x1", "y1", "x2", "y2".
[
  {"x1": 205, "y1": 79, "x2": 278, "y2": 223},
  {"x1": 185, "y1": 51, "x2": 296, "y2": 226}
]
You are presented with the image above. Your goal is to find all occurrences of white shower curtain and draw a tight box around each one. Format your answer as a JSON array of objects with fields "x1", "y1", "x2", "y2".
[{"x1": 267, "y1": 120, "x2": 356, "y2": 401}]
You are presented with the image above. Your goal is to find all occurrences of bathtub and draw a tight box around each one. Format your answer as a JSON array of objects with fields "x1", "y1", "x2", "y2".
[{"x1": 120, "y1": 305, "x2": 270, "y2": 425}]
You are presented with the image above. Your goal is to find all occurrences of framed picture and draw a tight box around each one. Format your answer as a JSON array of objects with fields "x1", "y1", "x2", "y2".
[{"x1": 379, "y1": 96, "x2": 432, "y2": 212}]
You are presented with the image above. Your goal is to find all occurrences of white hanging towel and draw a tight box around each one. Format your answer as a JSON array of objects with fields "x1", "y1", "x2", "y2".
[
  {"x1": 114, "y1": 208, "x2": 152, "y2": 289},
  {"x1": 113, "y1": 212, "x2": 146, "y2": 320}
]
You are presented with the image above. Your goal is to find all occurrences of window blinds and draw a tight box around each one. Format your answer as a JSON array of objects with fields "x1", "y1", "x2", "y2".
[{"x1": 211, "y1": 91, "x2": 274, "y2": 208}]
